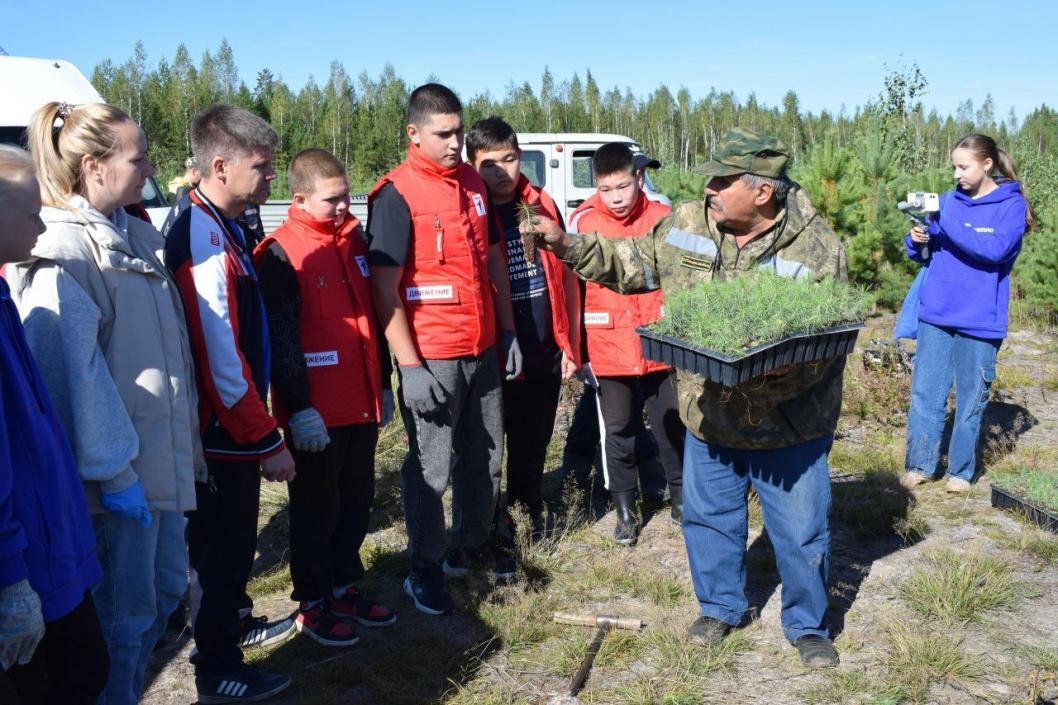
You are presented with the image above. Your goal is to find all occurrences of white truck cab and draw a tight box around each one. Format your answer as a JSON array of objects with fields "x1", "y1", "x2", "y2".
[
  {"x1": 0, "y1": 55, "x2": 171, "y2": 227},
  {"x1": 515, "y1": 132, "x2": 669, "y2": 224}
]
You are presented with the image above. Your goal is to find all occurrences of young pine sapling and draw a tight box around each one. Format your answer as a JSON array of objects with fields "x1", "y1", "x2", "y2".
[{"x1": 516, "y1": 200, "x2": 541, "y2": 262}]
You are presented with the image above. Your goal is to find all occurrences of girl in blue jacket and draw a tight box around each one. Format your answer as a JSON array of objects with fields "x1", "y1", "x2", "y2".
[{"x1": 901, "y1": 134, "x2": 1034, "y2": 493}]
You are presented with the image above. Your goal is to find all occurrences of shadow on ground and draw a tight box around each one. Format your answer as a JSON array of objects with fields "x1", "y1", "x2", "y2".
[{"x1": 742, "y1": 471, "x2": 921, "y2": 637}]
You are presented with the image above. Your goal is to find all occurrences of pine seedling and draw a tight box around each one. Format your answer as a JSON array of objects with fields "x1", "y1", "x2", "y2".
[{"x1": 516, "y1": 200, "x2": 541, "y2": 261}]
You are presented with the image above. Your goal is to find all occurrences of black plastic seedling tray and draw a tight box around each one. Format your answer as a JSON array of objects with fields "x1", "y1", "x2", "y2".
[
  {"x1": 991, "y1": 485, "x2": 1058, "y2": 533},
  {"x1": 637, "y1": 322, "x2": 865, "y2": 387}
]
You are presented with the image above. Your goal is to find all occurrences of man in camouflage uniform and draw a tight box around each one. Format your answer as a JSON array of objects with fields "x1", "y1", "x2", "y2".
[{"x1": 529, "y1": 129, "x2": 846, "y2": 669}]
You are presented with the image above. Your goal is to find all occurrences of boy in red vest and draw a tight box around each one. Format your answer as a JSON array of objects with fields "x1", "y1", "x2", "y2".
[
  {"x1": 466, "y1": 116, "x2": 581, "y2": 536},
  {"x1": 255, "y1": 149, "x2": 396, "y2": 646},
  {"x1": 569, "y1": 143, "x2": 685, "y2": 546},
  {"x1": 368, "y1": 84, "x2": 521, "y2": 616}
]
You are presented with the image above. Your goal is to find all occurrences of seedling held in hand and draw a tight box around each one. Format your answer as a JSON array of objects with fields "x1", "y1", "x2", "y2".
[{"x1": 516, "y1": 201, "x2": 541, "y2": 262}]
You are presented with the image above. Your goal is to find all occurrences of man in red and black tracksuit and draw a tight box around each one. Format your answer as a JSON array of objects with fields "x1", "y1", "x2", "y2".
[
  {"x1": 466, "y1": 116, "x2": 581, "y2": 535},
  {"x1": 162, "y1": 106, "x2": 294, "y2": 703},
  {"x1": 570, "y1": 143, "x2": 685, "y2": 547}
]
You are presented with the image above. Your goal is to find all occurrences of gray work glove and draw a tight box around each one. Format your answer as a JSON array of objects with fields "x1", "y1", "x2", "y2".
[
  {"x1": 398, "y1": 364, "x2": 447, "y2": 417},
  {"x1": 288, "y1": 407, "x2": 331, "y2": 453},
  {"x1": 380, "y1": 389, "x2": 395, "y2": 427},
  {"x1": 500, "y1": 330, "x2": 523, "y2": 381},
  {"x1": 0, "y1": 579, "x2": 45, "y2": 670}
]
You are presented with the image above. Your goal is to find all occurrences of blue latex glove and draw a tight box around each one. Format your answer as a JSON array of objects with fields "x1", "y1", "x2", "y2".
[
  {"x1": 101, "y1": 480, "x2": 151, "y2": 529},
  {"x1": 288, "y1": 407, "x2": 331, "y2": 453},
  {"x1": 380, "y1": 390, "x2": 395, "y2": 427},
  {"x1": 500, "y1": 330, "x2": 523, "y2": 381}
]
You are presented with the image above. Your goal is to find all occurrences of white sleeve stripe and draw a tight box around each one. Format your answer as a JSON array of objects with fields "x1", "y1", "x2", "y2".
[{"x1": 189, "y1": 208, "x2": 250, "y2": 409}]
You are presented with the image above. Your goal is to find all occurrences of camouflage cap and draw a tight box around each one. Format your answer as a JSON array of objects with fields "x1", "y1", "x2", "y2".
[{"x1": 693, "y1": 128, "x2": 789, "y2": 179}]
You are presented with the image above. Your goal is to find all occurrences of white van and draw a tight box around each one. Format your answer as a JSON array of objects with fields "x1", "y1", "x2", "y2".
[
  {"x1": 0, "y1": 55, "x2": 171, "y2": 227},
  {"x1": 258, "y1": 132, "x2": 669, "y2": 235},
  {"x1": 516, "y1": 132, "x2": 669, "y2": 223}
]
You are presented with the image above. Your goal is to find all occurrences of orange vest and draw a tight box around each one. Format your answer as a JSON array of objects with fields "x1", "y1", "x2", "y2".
[
  {"x1": 369, "y1": 146, "x2": 496, "y2": 360},
  {"x1": 572, "y1": 193, "x2": 671, "y2": 377},
  {"x1": 493, "y1": 175, "x2": 580, "y2": 366},
  {"x1": 255, "y1": 205, "x2": 382, "y2": 427}
]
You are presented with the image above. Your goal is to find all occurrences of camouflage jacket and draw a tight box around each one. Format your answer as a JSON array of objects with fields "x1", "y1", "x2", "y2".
[{"x1": 561, "y1": 184, "x2": 849, "y2": 449}]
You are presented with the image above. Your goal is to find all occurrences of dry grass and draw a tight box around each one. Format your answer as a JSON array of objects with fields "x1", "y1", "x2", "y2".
[
  {"x1": 881, "y1": 620, "x2": 983, "y2": 703},
  {"x1": 899, "y1": 549, "x2": 1019, "y2": 622}
]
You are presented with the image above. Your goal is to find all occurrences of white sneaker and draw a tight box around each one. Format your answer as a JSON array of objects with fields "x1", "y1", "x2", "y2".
[
  {"x1": 900, "y1": 472, "x2": 929, "y2": 489},
  {"x1": 945, "y1": 477, "x2": 972, "y2": 493}
]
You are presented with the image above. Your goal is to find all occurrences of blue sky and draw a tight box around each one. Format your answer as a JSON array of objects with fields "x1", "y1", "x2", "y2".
[{"x1": 5, "y1": 0, "x2": 1055, "y2": 119}]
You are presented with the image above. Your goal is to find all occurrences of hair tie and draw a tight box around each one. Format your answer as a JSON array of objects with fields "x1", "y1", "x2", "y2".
[{"x1": 57, "y1": 102, "x2": 74, "y2": 119}]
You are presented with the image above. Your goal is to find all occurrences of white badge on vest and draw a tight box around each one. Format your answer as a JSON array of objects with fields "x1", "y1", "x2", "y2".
[
  {"x1": 405, "y1": 284, "x2": 458, "y2": 303},
  {"x1": 583, "y1": 311, "x2": 612, "y2": 326},
  {"x1": 471, "y1": 193, "x2": 487, "y2": 216},
  {"x1": 355, "y1": 255, "x2": 370, "y2": 277},
  {"x1": 305, "y1": 351, "x2": 339, "y2": 367}
]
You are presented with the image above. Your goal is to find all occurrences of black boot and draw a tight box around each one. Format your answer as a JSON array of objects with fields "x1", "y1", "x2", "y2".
[
  {"x1": 669, "y1": 484, "x2": 683, "y2": 525},
  {"x1": 611, "y1": 490, "x2": 639, "y2": 546}
]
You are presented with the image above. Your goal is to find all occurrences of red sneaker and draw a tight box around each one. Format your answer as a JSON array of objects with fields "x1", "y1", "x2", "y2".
[
  {"x1": 329, "y1": 587, "x2": 397, "y2": 627},
  {"x1": 294, "y1": 601, "x2": 359, "y2": 646}
]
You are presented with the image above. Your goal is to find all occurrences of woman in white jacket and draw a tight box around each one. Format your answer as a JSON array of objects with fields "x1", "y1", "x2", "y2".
[{"x1": 6, "y1": 101, "x2": 204, "y2": 705}]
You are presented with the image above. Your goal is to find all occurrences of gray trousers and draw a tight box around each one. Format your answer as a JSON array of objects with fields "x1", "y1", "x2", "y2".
[{"x1": 398, "y1": 347, "x2": 504, "y2": 574}]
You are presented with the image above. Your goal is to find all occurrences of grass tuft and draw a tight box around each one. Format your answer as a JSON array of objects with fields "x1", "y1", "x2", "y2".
[
  {"x1": 899, "y1": 549, "x2": 1019, "y2": 622},
  {"x1": 881, "y1": 621, "x2": 983, "y2": 703}
]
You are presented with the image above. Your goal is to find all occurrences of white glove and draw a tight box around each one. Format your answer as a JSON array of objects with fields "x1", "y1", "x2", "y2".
[
  {"x1": 0, "y1": 579, "x2": 45, "y2": 670},
  {"x1": 381, "y1": 390, "x2": 395, "y2": 427},
  {"x1": 288, "y1": 407, "x2": 331, "y2": 453}
]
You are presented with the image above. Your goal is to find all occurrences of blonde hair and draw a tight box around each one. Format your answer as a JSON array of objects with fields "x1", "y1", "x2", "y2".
[
  {"x1": 27, "y1": 101, "x2": 133, "y2": 208},
  {"x1": 0, "y1": 145, "x2": 37, "y2": 203}
]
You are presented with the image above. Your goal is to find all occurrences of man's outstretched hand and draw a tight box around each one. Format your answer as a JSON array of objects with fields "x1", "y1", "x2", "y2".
[{"x1": 521, "y1": 216, "x2": 571, "y2": 257}]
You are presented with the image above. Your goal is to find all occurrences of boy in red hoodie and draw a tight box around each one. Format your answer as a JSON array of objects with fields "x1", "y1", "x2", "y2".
[
  {"x1": 255, "y1": 149, "x2": 396, "y2": 647},
  {"x1": 466, "y1": 116, "x2": 581, "y2": 535},
  {"x1": 569, "y1": 143, "x2": 685, "y2": 546}
]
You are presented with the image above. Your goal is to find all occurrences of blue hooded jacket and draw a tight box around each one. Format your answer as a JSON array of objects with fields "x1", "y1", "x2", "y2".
[
  {"x1": 905, "y1": 180, "x2": 1027, "y2": 339},
  {"x1": 0, "y1": 276, "x2": 101, "y2": 621}
]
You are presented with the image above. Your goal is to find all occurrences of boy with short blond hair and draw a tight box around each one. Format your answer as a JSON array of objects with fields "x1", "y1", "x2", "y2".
[{"x1": 255, "y1": 148, "x2": 396, "y2": 647}]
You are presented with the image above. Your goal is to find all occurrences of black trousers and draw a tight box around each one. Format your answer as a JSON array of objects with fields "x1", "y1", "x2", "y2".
[
  {"x1": 288, "y1": 423, "x2": 378, "y2": 602},
  {"x1": 563, "y1": 383, "x2": 664, "y2": 494},
  {"x1": 188, "y1": 458, "x2": 261, "y2": 673},
  {"x1": 501, "y1": 372, "x2": 563, "y2": 519},
  {"x1": 5, "y1": 592, "x2": 108, "y2": 705},
  {"x1": 596, "y1": 370, "x2": 685, "y2": 494}
]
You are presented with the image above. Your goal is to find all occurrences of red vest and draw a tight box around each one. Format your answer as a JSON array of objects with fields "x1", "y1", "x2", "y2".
[
  {"x1": 255, "y1": 206, "x2": 382, "y2": 427},
  {"x1": 572, "y1": 193, "x2": 671, "y2": 377},
  {"x1": 493, "y1": 175, "x2": 580, "y2": 366},
  {"x1": 369, "y1": 146, "x2": 496, "y2": 360}
]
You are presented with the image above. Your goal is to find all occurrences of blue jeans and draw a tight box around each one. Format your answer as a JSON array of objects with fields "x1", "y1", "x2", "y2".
[
  {"x1": 682, "y1": 432, "x2": 832, "y2": 642},
  {"x1": 92, "y1": 510, "x2": 188, "y2": 705},
  {"x1": 905, "y1": 321, "x2": 1000, "y2": 482}
]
